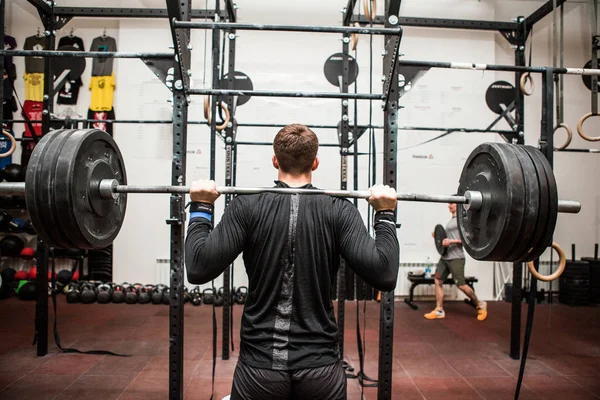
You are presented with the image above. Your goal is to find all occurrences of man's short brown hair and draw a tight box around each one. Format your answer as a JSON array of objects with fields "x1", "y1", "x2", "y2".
[{"x1": 273, "y1": 124, "x2": 319, "y2": 174}]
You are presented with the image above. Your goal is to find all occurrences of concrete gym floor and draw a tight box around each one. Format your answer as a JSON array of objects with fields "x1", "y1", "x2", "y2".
[{"x1": 0, "y1": 298, "x2": 599, "y2": 400}]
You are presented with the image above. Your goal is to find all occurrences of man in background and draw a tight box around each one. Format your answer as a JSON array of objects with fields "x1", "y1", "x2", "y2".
[{"x1": 425, "y1": 201, "x2": 487, "y2": 321}]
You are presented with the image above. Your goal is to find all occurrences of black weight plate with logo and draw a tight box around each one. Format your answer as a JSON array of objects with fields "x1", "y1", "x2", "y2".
[
  {"x1": 485, "y1": 80, "x2": 516, "y2": 115},
  {"x1": 434, "y1": 224, "x2": 446, "y2": 256},
  {"x1": 504, "y1": 145, "x2": 539, "y2": 262},
  {"x1": 582, "y1": 60, "x2": 600, "y2": 91},
  {"x1": 324, "y1": 53, "x2": 359, "y2": 87},
  {"x1": 457, "y1": 143, "x2": 525, "y2": 261},
  {"x1": 523, "y1": 146, "x2": 558, "y2": 260},
  {"x1": 220, "y1": 71, "x2": 253, "y2": 106},
  {"x1": 54, "y1": 129, "x2": 127, "y2": 249}
]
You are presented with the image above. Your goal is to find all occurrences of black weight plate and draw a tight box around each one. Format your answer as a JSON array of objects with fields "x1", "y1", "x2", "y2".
[
  {"x1": 525, "y1": 146, "x2": 558, "y2": 259},
  {"x1": 219, "y1": 71, "x2": 253, "y2": 106},
  {"x1": 581, "y1": 257, "x2": 600, "y2": 266},
  {"x1": 582, "y1": 60, "x2": 600, "y2": 91},
  {"x1": 504, "y1": 145, "x2": 539, "y2": 262},
  {"x1": 52, "y1": 45, "x2": 86, "y2": 80},
  {"x1": 457, "y1": 142, "x2": 525, "y2": 261},
  {"x1": 54, "y1": 129, "x2": 127, "y2": 249},
  {"x1": 324, "y1": 53, "x2": 359, "y2": 87},
  {"x1": 562, "y1": 272, "x2": 592, "y2": 280},
  {"x1": 25, "y1": 130, "x2": 80, "y2": 249},
  {"x1": 25, "y1": 130, "x2": 59, "y2": 246},
  {"x1": 434, "y1": 224, "x2": 446, "y2": 256},
  {"x1": 43, "y1": 129, "x2": 81, "y2": 249},
  {"x1": 485, "y1": 80, "x2": 516, "y2": 115},
  {"x1": 518, "y1": 146, "x2": 551, "y2": 262}
]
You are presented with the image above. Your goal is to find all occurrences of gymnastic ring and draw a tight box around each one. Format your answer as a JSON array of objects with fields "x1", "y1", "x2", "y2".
[
  {"x1": 553, "y1": 123, "x2": 572, "y2": 150},
  {"x1": 526, "y1": 242, "x2": 566, "y2": 282},
  {"x1": 203, "y1": 95, "x2": 230, "y2": 131},
  {"x1": 520, "y1": 73, "x2": 534, "y2": 96},
  {"x1": 0, "y1": 130, "x2": 17, "y2": 159},
  {"x1": 577, "y1": 112, "x2": 600, "y2": 142},
  {"x1": 350, "y1": 23, "x2": 360, "y2": 51},
  {"x1": 363, "y1": 0, "x2": 376, "y2": 22}
]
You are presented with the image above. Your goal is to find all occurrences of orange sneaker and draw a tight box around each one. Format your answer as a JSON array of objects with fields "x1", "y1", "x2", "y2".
[
  {"x1": 477, "y1": 301, "x2": 487, "y2": 321},
  {"x1": 424, "y1": 308, "x2": 445, "y2": 320}
]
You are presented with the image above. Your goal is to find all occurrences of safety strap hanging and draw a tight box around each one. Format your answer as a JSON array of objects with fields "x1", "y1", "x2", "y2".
[
  {"x1": 589, "y1": 0, "x2": 599, "y2": 115},
  {"x1": 553, "y1": 0, "x2": 572, "y2": 150},
  {"x1": 520, "y1": 31, "x2": 535, "y2": 96},
  {"x1": 577, "y1": 0, "x2": 600, "y2": 141}
]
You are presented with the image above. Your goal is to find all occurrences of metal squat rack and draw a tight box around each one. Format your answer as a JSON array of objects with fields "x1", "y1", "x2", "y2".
[{"x1": 0, "y1": 0, "x2": 583, "y2": 399}]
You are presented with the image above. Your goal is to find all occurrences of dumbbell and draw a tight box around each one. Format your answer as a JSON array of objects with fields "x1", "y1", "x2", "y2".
[
  {"x1": 190, "y1": 286, "x2": 202, "y2": 306},
  {"x1": 112, "y1": 284, "x2": 126, "y2": 303},
  {"x1": 138, "y1": 285, "x2": 152, "y2": 304},
  {"x1": 79, "y1": 282, "x2": 97, "y2": 304},
  {"x1": 96, "y1": 283, "x2": 113, "y2": 304}
]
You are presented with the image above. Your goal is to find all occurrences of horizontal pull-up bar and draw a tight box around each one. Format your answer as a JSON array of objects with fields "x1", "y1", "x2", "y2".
[
  {"x1": 398, "y1": 60, "x2": 600, "y2": 75},
  {"x1": 0, "y1": 50, "x2": 173, "y2": 59},
  {"x1": 188, "y1": 88, "x2": 383, "y2": 100},
  {"x1": 172, "y1": 20, "x2": 402, "y2": 36}
]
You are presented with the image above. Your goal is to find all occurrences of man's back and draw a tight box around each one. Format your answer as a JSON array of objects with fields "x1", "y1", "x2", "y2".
[{"x1": 185, "y1": 182, "x2": 400, "y2": 371}]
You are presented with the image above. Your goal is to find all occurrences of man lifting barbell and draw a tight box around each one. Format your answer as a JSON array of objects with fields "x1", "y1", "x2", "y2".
[
  {"x1": 426, "y1": 202, "x2": 487, "y2": 321},
  {"x1": 185, "y1": 124, "x2": 401, "y2": 400}
]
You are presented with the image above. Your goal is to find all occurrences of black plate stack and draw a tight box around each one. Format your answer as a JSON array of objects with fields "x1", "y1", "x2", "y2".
[{"x1": 559, "y1": 259, "x2": 591, "y2": 306}]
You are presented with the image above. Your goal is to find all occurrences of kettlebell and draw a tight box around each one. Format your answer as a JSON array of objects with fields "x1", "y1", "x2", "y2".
[
  {"x1": 138, "y1": 285, "x2": 152, "y2": 304},
  {"x1": 151, "y1": 284, "x2": 166, "y2": 304},
  {"x1": 125, "y1": 284, "x2": 138, "y2": 304},
  {"x1": 66, "y1": 283, "x2": 81, "y2": 303},
  {"x1": 183, "y1": 286, "x2": 191, "y2": 304},
  {"x1": 217, "y1": 287, "x2": 234, "y2": 304},
  {"x1": 235, "y1": 286, "x2": 248, "y2": 305},
  {"x1": 112, "y1": 284, "x2": 126, "y2": 303},
  {"x1": 162, "y1": 286, "x2": 170, "y2": 304},
  {"x1": 190, "y1": 286, "x2": 202, "y2": 306},
  {"x1": 80, "y1": 283, "x2": 97, "y2": 304},
  {"x1": 202, "y1": 288, "x2": 215, "y2": 305},
  {"x1": 96, "y1": 283, "x2": 113, "y2": 304},
  {"x1": 213, "y1": 287, "x2": 224, "y2": 307}
]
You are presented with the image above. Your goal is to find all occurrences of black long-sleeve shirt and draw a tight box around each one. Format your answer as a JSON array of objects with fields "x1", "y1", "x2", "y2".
[{"x1": 185, "y1": 181, "x2": 400, "y2": 371}]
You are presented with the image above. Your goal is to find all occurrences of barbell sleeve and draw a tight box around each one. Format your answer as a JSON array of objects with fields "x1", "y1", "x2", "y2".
[{"x1": 0, "y1": 182, "x2": 26, "y2": 195}]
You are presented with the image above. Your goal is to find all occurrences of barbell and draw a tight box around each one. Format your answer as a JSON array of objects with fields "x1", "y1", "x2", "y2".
[{"x1": 0, "y1": 129, "x2": 581, "y2": 264}]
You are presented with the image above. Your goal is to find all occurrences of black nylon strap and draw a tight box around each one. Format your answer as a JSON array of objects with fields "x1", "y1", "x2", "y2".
[
  {"x1": 356, "y1": 299, "x2": 377, "y2": 388},
  {"x1": 49, "y1": 251, "x2": 131, "y2": 357},
  {"x1": 210, "y1": 281, "x2": 217, "y2": 400},
  {"x1": 231, "y1": 266, "x2": 235, "y2": 353},
  {"x1": 514, "y1": 265, "x2": 538, "y2": 399}
]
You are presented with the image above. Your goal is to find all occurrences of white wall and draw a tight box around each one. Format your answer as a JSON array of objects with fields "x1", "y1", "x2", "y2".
[{"x1": 7, "y1": 0, "x2": 597, "y2": 300}]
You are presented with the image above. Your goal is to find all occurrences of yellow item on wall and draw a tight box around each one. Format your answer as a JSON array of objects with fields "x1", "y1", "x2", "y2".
[
  {"x1": 89, "y1": 74, "x2": 116, "y2": 112},
  {"x1": 23, "y1": 73, "x2": 44, "y2": 102}
]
